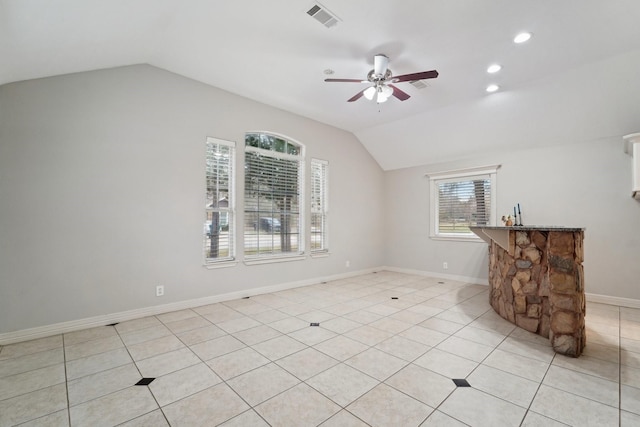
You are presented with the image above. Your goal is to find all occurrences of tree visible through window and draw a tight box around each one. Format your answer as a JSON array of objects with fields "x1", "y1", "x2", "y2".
[
  {"x1": 428, "y1": 166, "x2": 499, "y2": 239},
  {"x1": 204, "y1": 137, "x2": 235, "y2": 263},
  {"x1": 437, "y1": 179, "x2": 490, "y2": 233},
  {"x1": 244, "y1": 133, "x2": 304, "y2": 259}
]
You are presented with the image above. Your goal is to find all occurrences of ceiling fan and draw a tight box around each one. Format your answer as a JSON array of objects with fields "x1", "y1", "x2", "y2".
[{"x1": 325, "y1": 54, "x2": 439, "y2": 103}]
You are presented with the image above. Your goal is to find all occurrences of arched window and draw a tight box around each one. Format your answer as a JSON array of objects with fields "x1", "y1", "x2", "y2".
[{"x1": 244, "y1": 133, "x2": 305, "y2": 260}]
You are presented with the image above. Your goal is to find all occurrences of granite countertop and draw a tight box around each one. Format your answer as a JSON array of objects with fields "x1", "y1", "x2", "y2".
[{"x1": 470, "y1": 225, "x2": 585, "y2": 232}]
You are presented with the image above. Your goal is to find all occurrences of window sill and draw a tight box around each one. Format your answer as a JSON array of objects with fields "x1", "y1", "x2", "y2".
[
  {"x1": 429, "y1": 234, "x2": 485, "y2": 243},
  {"x1": 310, "y1": 251, "x2": 330, "y2": 258},
  {"x1": 244, "y1": 254, "x2": 306, "y2": 266},
  {"x1": 204, "y1": 260, "x2": 238, "y2": 269}
]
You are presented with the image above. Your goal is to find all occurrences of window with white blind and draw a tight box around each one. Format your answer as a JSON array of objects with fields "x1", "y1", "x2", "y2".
[
  {"x1": 428, "y1": 165, "x2": 499, "y2": 241},
  {"x1": 311, "y1": 159, "x2": 329, "y2": 254},
  {"x1": 204, "y1": 137, "x2": 235, "y2": 265},
  {"x1": 244, "y1": 133, "x2": 305, "y2": 261}
]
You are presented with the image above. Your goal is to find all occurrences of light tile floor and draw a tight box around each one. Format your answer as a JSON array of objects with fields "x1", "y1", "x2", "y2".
[{"x1": 1, "y1": 271, "x2": 639, "y2": 426}]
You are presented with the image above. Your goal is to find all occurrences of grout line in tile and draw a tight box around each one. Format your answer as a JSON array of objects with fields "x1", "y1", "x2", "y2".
[
  {"x1": 111, "y1": 321, "x2": 169, "y2": 426},
  {"x1": 517, "y1": 349, "x2": 556, "y2": 425},
  {"x1": 162, "y1": 319, "x2": 301, "y2": 422},
  {"x1": 620, "y1": 307, "x2": 623, "y2": 422},
  {"x1": 62, "y1": 333, "x2": 72, "y2": 427}
]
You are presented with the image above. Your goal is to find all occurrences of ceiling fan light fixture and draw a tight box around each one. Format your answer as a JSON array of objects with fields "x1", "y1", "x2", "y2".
[
  {"x1": 363, "y1": 86, "x2": 377, "y2": 100},
  {"x1": 375, "y1": 85, "x2": 392, "y2": 103},
  {"x1": 363, "y1": 84, "x2": 393, "y2": 103}
]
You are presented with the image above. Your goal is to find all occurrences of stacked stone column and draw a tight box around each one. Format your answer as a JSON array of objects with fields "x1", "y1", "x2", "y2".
[{"x1": 488, "y1": 229, "x2": 585, "y2": 357}]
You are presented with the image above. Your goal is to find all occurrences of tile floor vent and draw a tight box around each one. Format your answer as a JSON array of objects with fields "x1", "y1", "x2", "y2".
[
  {"x1": 391, "y1": 297, "x2": 399, "y2": 300},
  {"x1": 410, "y1": 80, "x2": 429, "y2": 89},
  {"x1": 452, "y1": 379, "x2": 470, "y2": 387},
  {"x1": 106, "y1": 322, "x2": 119, "y2": 326},
  {"x1": 307, "y1": 3, "x2": 339, "y2": 28},
  {"x1": 310, "y1": 322, "x2": 320, "y2": 327},
  {"x1": 135, "y1": 378, "x2": 155, "y2": 386}
]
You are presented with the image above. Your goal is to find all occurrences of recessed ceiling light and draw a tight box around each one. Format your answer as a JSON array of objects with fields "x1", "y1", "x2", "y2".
[
  {"x1": 486, "y1": 84, "x2": 500, "y2": 93},
  {"x1": 487, "y1": 64, "x2": 502, "y2": 73},
  {"x1": 514, "y1": 32, "x2": 532, "y2": 44}
]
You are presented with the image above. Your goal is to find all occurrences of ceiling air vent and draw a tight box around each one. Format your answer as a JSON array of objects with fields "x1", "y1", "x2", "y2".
[
  {"x1": 409, "y1": 80, "x2": 429, "y2": 89},
  {"x1": 307, "y1": 3, "x2": 340, "y2": 28}
]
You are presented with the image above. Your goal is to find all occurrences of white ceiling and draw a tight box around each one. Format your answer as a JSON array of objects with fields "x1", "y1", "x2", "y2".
[{"x1": 3, "y1": 0, "x2": 640, "y2": 169}]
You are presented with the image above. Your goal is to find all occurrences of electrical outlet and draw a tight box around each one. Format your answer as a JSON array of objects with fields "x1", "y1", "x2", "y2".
[
  {"x1": 156, "y1": 285, "x2": 164, "y2": 297},
  {"x1": 443, "y1": 262, "x2": 448, "y2": 270},
  {"x1": 346, "y1": 260, "x2": 350, "y2": 268}
]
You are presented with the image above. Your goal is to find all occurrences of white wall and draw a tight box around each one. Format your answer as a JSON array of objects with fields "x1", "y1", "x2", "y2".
[
  {"x1": 0, "y1": 65, "x2": 385, "y2": 334},
  {"x1": 384, "y1": 137, "x2": 640, "y2": 300}
]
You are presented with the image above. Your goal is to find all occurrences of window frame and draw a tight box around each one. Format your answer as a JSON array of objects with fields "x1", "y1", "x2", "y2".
[
  {"x1": 310, "y1": 158, "x2": 329, "y2": 256},
  {"x1": 243, "y1": 132, "x2": 305, "y2": 264},
  {"x1": 203, "y1": 137, "x2": 237, "y2": 268},
  {"x1": 427, "y1": 165, "x2": 500, "y2": 242}
]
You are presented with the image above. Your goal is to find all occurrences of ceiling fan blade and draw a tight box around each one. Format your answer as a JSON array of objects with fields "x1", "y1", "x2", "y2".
[
  {"x1": 325, "y1": 78, "x2": 368, "y2": 83},
  {"x1": 389, "y1": 84, "x2": 410, "y2": 101},
  {"x1": 347, "y1": 89, "x2": 367, "y2": 102},
  {"x1": 374, "y1": 54, "x2": 389, "y2": 77},
  {"x1": 391, "y1": 70, "x2": 439, "y2": 83}
]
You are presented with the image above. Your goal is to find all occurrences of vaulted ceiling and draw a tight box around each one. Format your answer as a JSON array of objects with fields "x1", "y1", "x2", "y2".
[{"x1": 3, "y1": 0, "x2": 640, "y2": 169}]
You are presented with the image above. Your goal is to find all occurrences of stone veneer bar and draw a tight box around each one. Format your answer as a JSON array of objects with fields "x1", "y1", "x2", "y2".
[{"x1": 470, "y1": 226, "x2": 586, "y2": 357}]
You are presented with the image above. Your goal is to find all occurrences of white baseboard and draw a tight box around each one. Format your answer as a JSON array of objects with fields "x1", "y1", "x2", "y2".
[
  {"x1": 0, "y1": 267, "x2": 379, "y2": 346},
  {"x1": 382, "y1": 266, "x2": 488, "y2": 286},
  {"x1": 586, "y1": 293, "x2": 640, "y2": 309}
]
